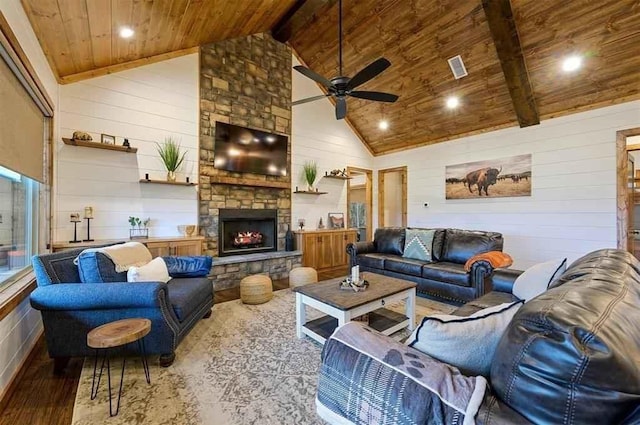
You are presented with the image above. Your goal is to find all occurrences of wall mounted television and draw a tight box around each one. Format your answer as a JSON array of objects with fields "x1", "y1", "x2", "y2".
[{"x1": 213, "y1": 122, "x2": 288, "y2": 177}]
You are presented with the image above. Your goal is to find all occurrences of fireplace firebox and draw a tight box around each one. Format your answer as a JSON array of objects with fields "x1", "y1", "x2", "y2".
[{"x1": 218, "y1": 209, "x2": 277, "y2": 256}]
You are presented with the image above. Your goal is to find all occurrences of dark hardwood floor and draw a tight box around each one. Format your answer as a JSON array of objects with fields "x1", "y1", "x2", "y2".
[{"x1": 0, "y1": 269, "x2": 346, "y2": 425}]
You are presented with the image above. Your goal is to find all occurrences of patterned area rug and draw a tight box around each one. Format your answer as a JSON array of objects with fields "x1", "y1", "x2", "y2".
[{"x1": 72, "y1": 289, "x2": 454, "y2": 425}]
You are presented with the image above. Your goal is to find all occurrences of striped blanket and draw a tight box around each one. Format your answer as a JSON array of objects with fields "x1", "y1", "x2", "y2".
[{"x1": 317, "y1": 322, "x2": 487, "y2": 425}]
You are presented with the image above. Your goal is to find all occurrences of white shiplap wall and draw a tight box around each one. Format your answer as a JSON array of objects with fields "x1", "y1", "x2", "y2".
[
  {"x1": 55, "y1": 54, "x2": 199, "y2": 241},
  {"x1": 374, "y1": 101, "x2": 640, "y2": 269},
  {"x1": 0, "y1": 0, "x2": 58, "y2": 400},
  {"x1": 291, "y1": 56, "x2": 374, "y2": 229}
]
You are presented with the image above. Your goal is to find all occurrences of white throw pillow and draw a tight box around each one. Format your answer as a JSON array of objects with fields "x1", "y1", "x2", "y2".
[
  {"x1": 406, "y1": 301, "x2": 523, "y2": 377},
  {"x1": 127, "y1": 257, "x2": 171, "y2": 283},
  {"x1": 512, "y1": 258, "x2": 567, "y2": 302}
]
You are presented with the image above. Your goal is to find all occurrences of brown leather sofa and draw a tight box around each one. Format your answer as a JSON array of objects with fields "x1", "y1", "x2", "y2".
[{"x1": 347, "y1": 227, "x2": 504, "y2": 303}]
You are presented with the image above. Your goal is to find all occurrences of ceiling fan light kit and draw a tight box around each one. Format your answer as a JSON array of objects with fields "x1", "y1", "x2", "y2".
[{"x1": 292, "y1": 0, "x2": 399, "y2": 120}]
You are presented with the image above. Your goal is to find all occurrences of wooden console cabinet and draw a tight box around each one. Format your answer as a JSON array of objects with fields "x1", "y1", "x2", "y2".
[
  {"x1": 52, "y1": 236, "x2": 204, "y2": 258},
  {"x1": 294, "y1": 229, "x2": 357, "y2": 272}
]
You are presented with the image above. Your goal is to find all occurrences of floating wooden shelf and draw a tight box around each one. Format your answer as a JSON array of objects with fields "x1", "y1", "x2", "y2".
[
  {"x1": 323, "y1": 174, "x2": 351, "y2": 180},
  {"x1": 293, "y1": 190, "x2": 328, "y2": 195},
  {"x1": 139, "y1": 179, "x2": 197, "y2": 186},
  {"x1": 208, "y1": 175, "x2": 290, "y2": 189},
  {"x1": 62, "y1": 137, "x2": 137, "y2": 153}
]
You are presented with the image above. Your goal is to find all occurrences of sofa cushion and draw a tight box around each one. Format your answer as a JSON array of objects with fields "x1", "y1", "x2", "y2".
[
  {"x1": 402, "y1": 229, "x2": 435, "y2": 261},
  {"x1": 77, "y1": 251, "x2": 128, "y2": 283},
  {"x1": 384, "y1": 255, "x2": 425, "y2": 277},
  {"x1": 167, "y1": 277, "x2": 212, "y2": 322},
  {"x1": 453, "y1": 291, "x2": 520, "y2": 317},
  {"x1": 373, "y1": 227, "x2": 405, "y2": 255},
  {"x1": 33, "y1": 248, "x2": 86, "y2": 285},
  {"x1": 422, "y1": 262, "x2": 471, "y2": 287},
  {"x1": 408, "y1": 301, "x2": 523, "y2": 377},
  {"x1": 162, "y1": 256, "x2": 212, "y2": 277},
  {"x1": 357, "y1": 253, "x2": 387, "y2": 270},
  {"x1": 491, "y1": 249, "x2": 640, "y2": 425},
  {"x1": 441, "y1": 229, "x2": 503, "y2": 265}
]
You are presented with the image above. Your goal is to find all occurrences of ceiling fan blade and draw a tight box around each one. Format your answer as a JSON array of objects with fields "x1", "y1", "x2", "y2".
[
  {"x1": 346, "y1": 58, "x2": 391, "y2": 90},
  {"x1": 349, "y1": 91, "x2": 398, "y2": 103},
  {"x1": 292, "y1": 94, "x2": 330, "y2": 106},
  {"x1": 293, "y1": 65, "x2": 332, "y2": 88},
  {"x1": 335, "y1": 97, "x2": 347, "y2": 120}
]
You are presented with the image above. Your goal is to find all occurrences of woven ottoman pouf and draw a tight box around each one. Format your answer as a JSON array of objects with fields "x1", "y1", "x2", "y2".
[
  {"x1": 289, "y1": 267, "x2": 318, "y2": 287},
  {"x1": 240, "y1": 274, "x2": 273, "y2": 304}
]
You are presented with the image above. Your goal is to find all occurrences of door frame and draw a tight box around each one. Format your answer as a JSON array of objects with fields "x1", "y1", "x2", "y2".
[
  {"x1": 346, "y1": 167, "x2": 373, "y2": 241},
  {"x1": 616, "y1": 127, "x2": 640, "y2": 251},
  {"x1": 378, "y1": 166, "x2": 408, "y2": 228}
]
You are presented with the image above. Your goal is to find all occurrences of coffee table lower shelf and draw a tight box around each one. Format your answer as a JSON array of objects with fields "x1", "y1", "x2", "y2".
[{"x1": 303, "y1": 309, "x2": 409, "y2": 341}]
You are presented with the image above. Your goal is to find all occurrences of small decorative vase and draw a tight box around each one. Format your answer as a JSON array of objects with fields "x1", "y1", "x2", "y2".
[
  {"x1": 307, "y1": 184, "x2": 314, "y2": 192},
  {"x1": 167, "y1": 171, "x2": 177, "y2": 182}
]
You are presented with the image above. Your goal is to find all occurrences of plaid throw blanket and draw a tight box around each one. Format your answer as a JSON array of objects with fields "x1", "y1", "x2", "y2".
[{"x1": 317, "y1": 323, "x2": 487, "y2": 425}]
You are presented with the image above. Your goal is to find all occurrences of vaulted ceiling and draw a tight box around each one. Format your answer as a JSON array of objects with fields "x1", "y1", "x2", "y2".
[
  {"x1": 20, "y1": 0, "x2": 296, "y2": 82},
  {"x1": 20, "y1": 0, "x2": 640, "y2": 155}
]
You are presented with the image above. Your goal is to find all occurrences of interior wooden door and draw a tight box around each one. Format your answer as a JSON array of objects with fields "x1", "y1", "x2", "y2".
[{"x1": 378, "y1": 166, "x2": 407, "y2": 228}]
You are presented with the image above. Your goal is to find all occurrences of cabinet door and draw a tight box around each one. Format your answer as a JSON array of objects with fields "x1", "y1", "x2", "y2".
[
  {"x1": 146, "y1": 242, "x2": 170, "y2": 258},
  {"x1": 172, "y1": 241, "x2": 201, "y2": 256},
  {"x1": 302, "y1": 234, "x2": 317, "y2": 267},
  {"x1": 332, "y1": 231, "x2": 357, "y2": 267},
  {"x1": 317, "y1": 233, "x2": 334, "y2": 269}
]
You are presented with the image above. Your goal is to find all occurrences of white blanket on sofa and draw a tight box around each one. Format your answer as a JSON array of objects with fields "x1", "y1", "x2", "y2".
[{"x1": 74, "y1": 241, "x2": 152, "y2": 272}]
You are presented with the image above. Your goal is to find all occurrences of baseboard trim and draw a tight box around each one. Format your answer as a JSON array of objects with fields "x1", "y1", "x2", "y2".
[{"x1": 0, "y1": 329, "x2": 44, "y2": 412}]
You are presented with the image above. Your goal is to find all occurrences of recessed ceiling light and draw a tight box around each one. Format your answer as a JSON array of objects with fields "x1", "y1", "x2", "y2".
[
  {"x1": 119, "y1": 27, "x2": 134, "y2": 39},
  {"x1": 562, "y1": 55, "x2": 582, "y2": 72},
  {"x1": 446, "y1": 96, "x2": 460, "y2": 109},
  {"x1": 378, "y1": 120, "x2": 389, "y2": 130}
]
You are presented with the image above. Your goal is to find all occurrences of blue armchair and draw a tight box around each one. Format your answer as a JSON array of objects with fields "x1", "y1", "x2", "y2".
[{"x1": 30, "y1": 248, "x2": 214, "y2": 373}]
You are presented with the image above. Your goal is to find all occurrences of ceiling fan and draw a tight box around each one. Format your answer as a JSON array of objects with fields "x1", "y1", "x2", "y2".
[{"x1": 291, "y1": 0, "x2": 399, "y2": 120}]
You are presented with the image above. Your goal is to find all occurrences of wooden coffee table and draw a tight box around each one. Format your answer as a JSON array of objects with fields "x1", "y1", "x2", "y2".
[{"x1": 292, "y1": 272, "x2": 416, "y2": 344}]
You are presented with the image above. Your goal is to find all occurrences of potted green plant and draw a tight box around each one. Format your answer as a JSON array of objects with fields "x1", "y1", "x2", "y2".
[
  {"x1": 156, "y1": 136, "x2": 187, "y2": 182},
  {"x1": 302, "y1": 161, "x2": 318, "y2": 191},
  {"x1": 128, "y1": 216, "x2": 150, "y2": 239}
]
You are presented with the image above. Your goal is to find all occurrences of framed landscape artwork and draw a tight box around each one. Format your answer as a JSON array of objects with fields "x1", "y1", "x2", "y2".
[
  {"x1": 445, "y1": 154, "x2": 532, "y2": 199},
  {"x1": 328, "y1": 212, "x2": 345, "y2": 228}
]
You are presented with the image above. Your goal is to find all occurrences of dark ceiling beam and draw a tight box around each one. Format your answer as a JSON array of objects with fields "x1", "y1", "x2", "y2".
[
  {"x1": 482, "y1": 0, "x2": 539, "y2": 127},
  {"x1": 272, "y1": 0, "x2": 338, "y2": 43}
]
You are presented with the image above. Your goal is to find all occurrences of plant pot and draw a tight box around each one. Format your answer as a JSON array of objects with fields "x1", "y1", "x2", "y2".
[
  {"x1": 167, "y1": 171, "x2": 177, "y2": 182},
  {"x1": 307, "y1": 184, "x2": 314, "y2": 192}
]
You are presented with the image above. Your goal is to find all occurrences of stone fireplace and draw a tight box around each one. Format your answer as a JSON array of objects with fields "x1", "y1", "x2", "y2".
[{"x1": 218, "y1": 209, "x2": 277, "y2": 256}]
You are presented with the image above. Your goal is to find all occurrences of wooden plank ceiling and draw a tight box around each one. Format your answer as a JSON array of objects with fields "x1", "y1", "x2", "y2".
[
  {"x1": 20, "y1": 0, "x2": 640, "y2": 155},
  {"x1": 288, "y1": 0, "x2": 640, "y2": 155},
  {"x1": 20, "y1": 0, "x2": 296, "y2": 82}
]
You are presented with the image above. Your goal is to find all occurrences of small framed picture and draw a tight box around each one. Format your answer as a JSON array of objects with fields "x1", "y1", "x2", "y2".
[
  {"x1": 101, "y1": 134, "x2": 115, "y2": 145},
  {"x1": 328, "y1": 212, "x2": 345, "y2": 229}
]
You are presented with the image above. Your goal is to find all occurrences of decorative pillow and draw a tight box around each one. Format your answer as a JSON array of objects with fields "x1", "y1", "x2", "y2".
[
  {"x1": 77, "y1": 251, "x2": 128, "y2": 283},
  {"x1": 127, "y1": 257, "x2": 171, "y2": 283},
  {"x1": 512, "y1": 258, "x2": 567, "y2": 302},
  {"x1": 162, "y1": 256, "x2": 212, "y2": 277},
  {"x1": 407, "y1": 301, "x2": 523, "y2": 377},
  {"x1": 403, "y1": 229, "x2": 435, "y2": 262}
]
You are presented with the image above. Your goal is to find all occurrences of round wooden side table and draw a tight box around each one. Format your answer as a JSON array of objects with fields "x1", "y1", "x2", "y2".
[{"x1": 87, "y1": 318, "x2": 152, "y2": 417}]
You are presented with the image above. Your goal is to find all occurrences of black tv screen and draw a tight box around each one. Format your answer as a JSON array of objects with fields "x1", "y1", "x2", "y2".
[{"x1": 213, "y1": 122, "x2": 288, "y2": 177}]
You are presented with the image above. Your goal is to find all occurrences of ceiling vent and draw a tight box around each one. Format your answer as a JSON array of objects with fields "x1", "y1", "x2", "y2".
[{"x1": 448, "y1": 55, "x2": 468, "y2": 79}]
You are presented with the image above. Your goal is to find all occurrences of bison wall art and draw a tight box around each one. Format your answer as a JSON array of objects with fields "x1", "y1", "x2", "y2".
[{"x1": 445, "y1": 154, "x2": 532, "y2": 199}]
